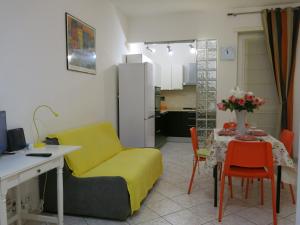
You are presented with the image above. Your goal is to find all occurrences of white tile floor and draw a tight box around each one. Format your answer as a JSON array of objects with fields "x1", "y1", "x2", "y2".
[{"x1": 28, "y1": 142, "x2": 296, "y2": 225}]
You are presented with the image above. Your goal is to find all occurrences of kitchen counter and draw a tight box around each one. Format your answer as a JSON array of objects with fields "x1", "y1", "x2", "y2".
[{"x1": 160, "y1": 108, "x2": 196, "y2": 113}]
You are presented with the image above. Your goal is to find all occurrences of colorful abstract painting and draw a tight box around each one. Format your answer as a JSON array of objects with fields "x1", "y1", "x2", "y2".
[{"x1": 66, "y1": 13, "x2": 96, "y2": 74}]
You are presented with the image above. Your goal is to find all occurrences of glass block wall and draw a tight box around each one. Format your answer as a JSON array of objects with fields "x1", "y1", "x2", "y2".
[{"x1": 196, "y1": 40, "x2": 217, "y2": 144}]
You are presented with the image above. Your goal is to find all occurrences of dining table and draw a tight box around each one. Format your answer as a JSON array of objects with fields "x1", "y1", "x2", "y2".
[{"x1": 205, "y1": 128, "x2": 295, "y2": 214}]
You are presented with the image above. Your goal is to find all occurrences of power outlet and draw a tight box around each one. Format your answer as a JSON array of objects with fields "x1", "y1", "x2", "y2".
[
  {"x1": 6, "y1": 198, "x2": 16, "y2": 218},
  {"x1": 21, "y1": 195, "x2": 32, "y2": 212}
]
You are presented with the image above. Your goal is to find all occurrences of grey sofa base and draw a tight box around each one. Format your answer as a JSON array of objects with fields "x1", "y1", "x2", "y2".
[{"x1": 39, "y1": 164, "x2": 131, "y2": 221}]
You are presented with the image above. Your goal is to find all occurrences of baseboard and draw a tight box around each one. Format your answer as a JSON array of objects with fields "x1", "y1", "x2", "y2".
[{"x1": 166, "y1": 137, "x2": 191, "y2": 143}]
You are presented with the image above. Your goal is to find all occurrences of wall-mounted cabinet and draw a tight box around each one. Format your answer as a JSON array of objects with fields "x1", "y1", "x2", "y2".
[
  {"x1": 154, "y1": 63, "x2": 162, "y2": 87},
  {"x1": 183, "y1": 63, "x2": 197, "y2": 85},
  {"x1": 161, "y1": 64, "x2": 183, "y2": 90},
  {"x1": 161, "y1": 64, "x2": 172, "y2": 90}
]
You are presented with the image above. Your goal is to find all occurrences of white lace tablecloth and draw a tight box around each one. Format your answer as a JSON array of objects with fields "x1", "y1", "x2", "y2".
[{"x1": 205, "y1": 129, "x2": 295, "y2": 177}]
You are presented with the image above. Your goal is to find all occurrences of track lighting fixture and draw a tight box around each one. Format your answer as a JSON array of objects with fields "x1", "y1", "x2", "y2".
[
  {"x1": 167, "y1": 45, "x2": 174, "y2": 56},
  {"x1": 146, "y1": 45, "x2": 156, "y2": 53},
  {"x1": 189, "y1": 44, "x2": 196, "y2": 54}
]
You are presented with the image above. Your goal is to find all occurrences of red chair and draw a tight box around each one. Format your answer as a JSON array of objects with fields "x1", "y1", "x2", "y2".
[
  {"x1": 187, "y1": 127, "x2": 210, "y2": 194},
  {"x1": 218, "y1": 141, "x2": 277, "y2": 225},
  {"x1": 280, "y1": 129, "x2": 294, "y2": 157},
  {"x1": 280, "y1": 129, "x2": 295, "y2": 204}
]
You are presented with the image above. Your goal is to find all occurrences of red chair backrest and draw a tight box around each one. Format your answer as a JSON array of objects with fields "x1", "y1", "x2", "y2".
[
  {"x1": 224, "y1": 141, "x2": 274, "y2": 173},
  {"x1": 190, "y1": 127, "x2": 199, "y2": 158},
  {"x1": 280, "y1": 129, "x2": 294, "y2": 157},
  {"x1": 223, "y1": 122, "x2": 237, "y2": 129}
]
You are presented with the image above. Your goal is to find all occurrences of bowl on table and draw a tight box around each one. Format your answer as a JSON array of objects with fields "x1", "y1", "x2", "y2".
[
  {"x1": 247, "y1": 129, "x2": 268, "y2": 137},
  {"x1": 218, "y1": 129, "x2": 237, "y2": 136},
  {"x1": 235, "y1": 135, "x2": 258, "y2": 141}
]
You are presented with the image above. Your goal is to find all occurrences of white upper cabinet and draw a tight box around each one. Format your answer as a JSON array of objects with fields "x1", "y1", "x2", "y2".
[
  {"x1": 154, "y1": 63, "x2": 162, "y2": 87},
  {"x1": 171, "y1": 64, "x2": 183, "y2": 90},
  {"x1": 161, "y1": 64, "x2": 172, "y2": 90},
  {"x1": 161, "y1": 64, "x2": 183, "y2": 90},
  {"x1": 183, "y1": 63, "x2": 197, "y2": 85}
]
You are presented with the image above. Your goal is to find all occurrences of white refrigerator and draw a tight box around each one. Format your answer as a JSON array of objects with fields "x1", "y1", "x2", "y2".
[{"x1": 118, "y1": 62, "x2": 155, "y2": 148}]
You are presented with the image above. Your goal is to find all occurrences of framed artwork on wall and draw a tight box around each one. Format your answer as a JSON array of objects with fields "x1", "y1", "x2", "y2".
[{"x1": 65, "y1": 13, "x2": 96, "y2": 74}]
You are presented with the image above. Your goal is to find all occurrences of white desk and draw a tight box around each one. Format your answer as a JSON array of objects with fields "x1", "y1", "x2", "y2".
[{"x1": 0, "y1": 145, "x2": 80, "y2": 225}]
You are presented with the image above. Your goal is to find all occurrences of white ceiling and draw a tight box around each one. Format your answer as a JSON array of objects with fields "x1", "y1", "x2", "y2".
[{"x1": 110, "y1": 0, "x2": 300, "y2": 17}]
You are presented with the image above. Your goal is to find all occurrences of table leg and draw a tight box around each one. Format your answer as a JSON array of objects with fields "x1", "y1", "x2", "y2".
[
  {"x1": 214, "y1": 164, "x2": 218, "y2": 207},
  {"x1": 57, "y1": 166, "x2": 64, "y2": 225},
  {"x1": 16, "y1": 186, "x2": 22, "y2": 225},
  {"x1": 0, "y1": 187, "x2": 8, "y2": 225},
  {"x1": 276, "y1": 166, "x2": 281, "y2": 213}
]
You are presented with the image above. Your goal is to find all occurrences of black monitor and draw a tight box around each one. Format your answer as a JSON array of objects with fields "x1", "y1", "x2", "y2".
[{"x1": 0, "y1": 111, "x2": 7, "y2": 154}]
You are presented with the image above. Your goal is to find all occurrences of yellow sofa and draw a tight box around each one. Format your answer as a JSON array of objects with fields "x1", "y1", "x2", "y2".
[{"x1": 43, "y1": 122, "x2": 163, "y2": 220}]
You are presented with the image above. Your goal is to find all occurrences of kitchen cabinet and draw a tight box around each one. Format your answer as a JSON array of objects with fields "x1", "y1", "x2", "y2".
[
  {"x1": 171, "y1": 64, "x2": 183, "y2": 90},
  {"x1": 161, "y1": 64, "x2": 172, "y2": 90},
  {"x1": 166, "y1": 111, "x2": 196, "y2": 137},
  {"x1": 154, "y1": 63, "x2": 162, "y2": 87},
  {"x1": 161, "y1": 64, "x2": 183, "y2": 90},
  {"x1": 183, "y1": 63, "x2": 197, "y2": 85},
  {"x1": 155, "y1": 112, "x2": 168, "y2": 148}
]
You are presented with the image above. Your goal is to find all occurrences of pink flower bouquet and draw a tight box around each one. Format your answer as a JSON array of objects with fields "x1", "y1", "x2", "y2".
[{"x1": 217, "y1": 88, "x2": 265, "y2": 112}]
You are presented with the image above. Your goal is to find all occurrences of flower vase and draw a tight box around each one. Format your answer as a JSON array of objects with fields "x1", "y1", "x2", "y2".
[{"x1": 235, "y1": 110, "x2": 247, "y2": 134}]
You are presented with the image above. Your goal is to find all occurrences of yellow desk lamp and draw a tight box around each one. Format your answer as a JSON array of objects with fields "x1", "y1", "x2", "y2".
[{"x1": 33, "y1": 105, "x2": 59, "y2": 148}]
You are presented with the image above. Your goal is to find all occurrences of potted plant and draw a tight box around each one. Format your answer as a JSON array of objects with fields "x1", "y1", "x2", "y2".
[{"x1": 217, "y1": 87, "x2": 265, "y2": 134}]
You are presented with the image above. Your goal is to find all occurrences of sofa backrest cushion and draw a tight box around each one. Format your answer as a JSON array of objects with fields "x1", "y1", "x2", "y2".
[{"x1": 52, "y1": 122, "x2": 123, "y2": 176}]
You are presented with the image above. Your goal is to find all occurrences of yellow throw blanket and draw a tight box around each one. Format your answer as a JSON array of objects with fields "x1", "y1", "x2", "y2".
[{"x1": 77, "y1": 148, "x2": 163, "y2": 213}]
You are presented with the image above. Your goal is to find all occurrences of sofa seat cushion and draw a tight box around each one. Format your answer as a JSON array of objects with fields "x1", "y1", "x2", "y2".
[
  {"x1": 52, "y1": 123, "x2": 123, "y2": 176},
  {"x1": 78, "y1": 148, "x2": 163, "y2": 213}
]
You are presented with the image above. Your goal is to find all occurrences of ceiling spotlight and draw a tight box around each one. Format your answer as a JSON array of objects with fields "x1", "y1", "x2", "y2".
[
  {"x1": 167, "y1": 45, "x2": 173, "y2": 56},
  {"x1": 189, "y1": 44, "x2": 196, "y2": 54},
  {"x1": 146, "y1": 45, "x2": 156, "y2": 53}
]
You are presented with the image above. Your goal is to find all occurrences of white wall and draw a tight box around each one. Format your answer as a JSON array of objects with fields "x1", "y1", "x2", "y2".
[
  {"x1": 0, "y1": 0, "x2": 128, "y2": 142},
  {"x1": 0, "y1": 0, "x2": 128, "y2": 210}
]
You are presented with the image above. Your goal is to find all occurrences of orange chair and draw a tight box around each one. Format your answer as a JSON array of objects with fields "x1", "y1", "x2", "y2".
[
  {"x1": 218, "y1": 141, "x2": 277, "y2": 225},
  {"x1": 280, "y1": 129, "x2": 295, "y2": 204},
  {"x1": 187, "y1": 127, "x2": 209, "y2": 194}
]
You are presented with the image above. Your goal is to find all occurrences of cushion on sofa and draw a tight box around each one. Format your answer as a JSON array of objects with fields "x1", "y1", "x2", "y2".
[
  {"x1": 77, "y1": 148, "x2": 163, "y2": 213},
  {"x1": 52, "y1": 122, "x2": 123, "y2": 176}
]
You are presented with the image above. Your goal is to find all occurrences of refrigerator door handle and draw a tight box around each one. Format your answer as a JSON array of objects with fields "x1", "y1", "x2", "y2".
[{"x1": 145, "y1": 115, "x2": 155, "y2": 120}]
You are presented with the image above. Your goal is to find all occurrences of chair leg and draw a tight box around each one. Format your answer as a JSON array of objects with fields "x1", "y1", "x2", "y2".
[
  {"x1": 218, "y1": 174, "x2": 226, "y2": 222},
  {"x1": 219, "y1": 163, "x2": 222, "y2": 181},
  {"x1": 241, "y1": 178, "x2": 244, "y2": 187},
  {"x1": 197, "y1": 160, "x2": 201, "y2": 175},
  {"x1": 289, "y1": 184, "x2": 296, "y2": 204},
  {"x1": 228, "y1": 176, "x2": 233, "y2": 198},
  {"x1": 188, "y1": 159, "x2": 199, "y2": 194},
  {"x1": 245, "y1": 178, "x2": 249, "y2": 199},
  {"x1": 270, "y1": 178, "x2": 278, "y2": 225},
  {"x1": 260, "y1": 178, "x2": 264, "y2": 205}
]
